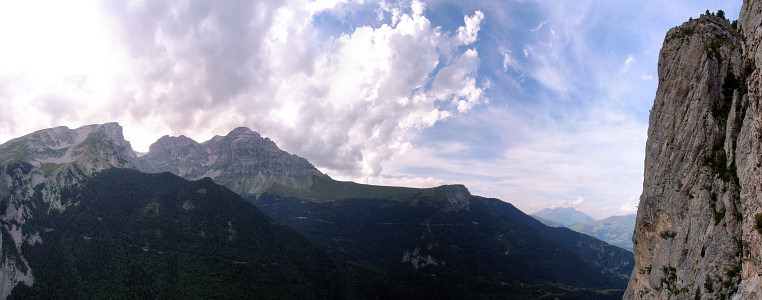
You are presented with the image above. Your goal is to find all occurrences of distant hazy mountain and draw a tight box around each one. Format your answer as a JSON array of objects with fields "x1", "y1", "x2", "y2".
[
  {"x1": 482, "y1": 199, "x2": 634, "y2": 282},
  {"x1": 569, "y1": 215, "x2": 636, "y2": 252},
  {"x1": 532, "y1": 207, "x2": 596, "y2": 226},
  {"x1": 531, "y1": 215, "x2": 564, "y2": 227},
  {"x1": 531, "y1": 208, "x2": 635, "y2": 252}
]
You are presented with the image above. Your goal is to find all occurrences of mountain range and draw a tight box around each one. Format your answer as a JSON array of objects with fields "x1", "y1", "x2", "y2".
[
  {"x1": 570, "y1": 215, "x2": 636, "y2": 252},
  {"x1": 0, "y1": 122, "x2": 633, "y2": 299}
]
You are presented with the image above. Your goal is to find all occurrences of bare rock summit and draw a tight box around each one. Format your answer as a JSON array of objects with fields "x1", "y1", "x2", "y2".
[{"x1": 137, "y1": 127, "x2": 327, "y2": 197}]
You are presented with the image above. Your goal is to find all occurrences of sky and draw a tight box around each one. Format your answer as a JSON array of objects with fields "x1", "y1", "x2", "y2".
[{"x1": 0, "y1": 0, "x2": 744, "y2": 219}]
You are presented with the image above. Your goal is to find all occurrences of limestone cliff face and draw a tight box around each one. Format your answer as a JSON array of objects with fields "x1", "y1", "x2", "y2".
[
  {"x1": 625, "y1": 13, "x2": 746, "y2": 299},
  {"x1": 138, "y1": 127, "x2": 327, "y2": 197},
  {"x1": 738, "y1": 1, "x2": 762, "y2": 297}
]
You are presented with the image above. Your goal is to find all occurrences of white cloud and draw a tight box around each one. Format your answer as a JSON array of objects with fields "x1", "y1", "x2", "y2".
[
  {"x1": 410, "y1": 0, "x2": 426, "y2": 17},
  {"x1": 354, "y1": 173, "x2": 446, "y2": 188},
  {"x1": 377, "y1": 1, "x2": 402, "y2": 24},
  {"x1": 457, "y1": 11, "x2": 485, "y2": 45},
  {"x1": 501, "y1": 48, "x2": 518, "y2": 71},
  {"x1": 530, "y1": 20, "x2": 548, "y2": 32},
  {"x1": 619, "y1": 197, "x2": 639, "y2": 214},
  {"x1": 306, "y1": 0, "x2": 352, "y2": 15},
  {"x1": 431, "y1": 48, "x2": 488, "y2": 113},
  {"x1": 552, "y1": 196, "x2": 585, "y2": 208},
  {"x1": 533, "y1": 66, "x2": 567, "y2": 95},
  {"x1": 0, "y1": 0, "x2": 120, "y2": 135},
  {"x1": 620, "y1": 54, "x2": 635, "y2": 74}
]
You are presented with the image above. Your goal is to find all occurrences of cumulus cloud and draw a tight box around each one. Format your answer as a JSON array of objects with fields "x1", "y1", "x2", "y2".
[
  {"x1": 619, "y1": 197, "x2": 639, "y2": 214},
  {"x1": 94, "y1": 0, "x2": 489, "y2": 178},
  {"x1": 458, "y1": 11, "x2": 485, "y2": 45}
]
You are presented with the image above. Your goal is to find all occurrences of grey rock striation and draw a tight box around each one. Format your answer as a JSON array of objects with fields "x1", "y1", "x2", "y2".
[
  {"x1": 625, "y1": 12, "x2": 749, "y2": 299},
  {"x1": 137, "y1": 127, "x2": 327, "y2": 197}
]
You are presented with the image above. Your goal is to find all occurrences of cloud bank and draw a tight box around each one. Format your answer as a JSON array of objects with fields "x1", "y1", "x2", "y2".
[{"x1": 94, "y1": 0, "x2": 488, "y2": 178}]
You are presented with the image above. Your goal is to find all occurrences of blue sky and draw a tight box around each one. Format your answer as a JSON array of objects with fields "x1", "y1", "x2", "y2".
[{"x1": 0, "y1": 0, "x2": 743, "y2": 218}]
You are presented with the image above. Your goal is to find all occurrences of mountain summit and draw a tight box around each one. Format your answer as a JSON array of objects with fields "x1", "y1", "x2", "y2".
[{"x1": 137, "y1": 127, "x2": 327, "y2": 197}]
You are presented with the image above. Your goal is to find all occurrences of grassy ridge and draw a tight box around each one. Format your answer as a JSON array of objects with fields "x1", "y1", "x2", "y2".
[{"x1": 265, "y1": 175, "x2": 423, "y2": 202}]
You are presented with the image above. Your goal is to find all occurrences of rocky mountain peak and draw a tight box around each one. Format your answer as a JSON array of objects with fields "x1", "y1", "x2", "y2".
[
  {"x1": 227, "y1": 126, "x2": 258, "y2": 137},
  {"x1": 0, "y1": 122, "x2": 136, "y2": 169},
  {"x1": 442, "y1": 184, "x2": 469, "y2": 194},
  {"x1": 152, "y1": 135, "x2": 198, "y2": 147},
  {"x1": 668, "y1": 11, "x2": 735, "y2": 37},
  {"x1": 138, "y1": 127, "x2": 326, "y2": 197},
  {"x1": 200, "y1": 127, "x2": 278, "y2": 152},
  {"x1": 0, "y1": 122, "x2": 139, "y2": 297},
  {"x1": 434, "y1": 184, "x2": 471, "y2": 212}
]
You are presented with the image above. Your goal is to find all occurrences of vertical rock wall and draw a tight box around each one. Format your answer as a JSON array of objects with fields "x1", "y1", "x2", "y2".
[
  {"x1": 738, "y1": 0, "x2": 762, "y2": 297},
  {"x1": 625, "y1": 13, "x2": 746, "y2": 299}
]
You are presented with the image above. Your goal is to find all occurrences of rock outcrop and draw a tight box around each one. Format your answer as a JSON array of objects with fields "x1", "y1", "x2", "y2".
[{"x1": 137, "y1": 127, "x2": 327, "y2": 197}]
